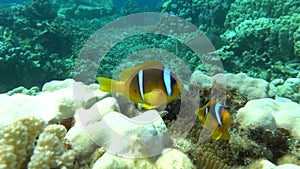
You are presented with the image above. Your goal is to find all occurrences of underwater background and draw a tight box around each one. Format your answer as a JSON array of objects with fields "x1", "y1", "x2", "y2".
[{"x1": 0, "y1": 0, "x2": 299, "y2": 169}]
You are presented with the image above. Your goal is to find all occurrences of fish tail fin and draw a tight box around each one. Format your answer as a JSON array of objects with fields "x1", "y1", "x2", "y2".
[
  {"x1": 97, "y1": 77, "x2": 124, "y2": 93},
  {"x1": 221, "y1": 130, "x2": 230, "y2": 140}
]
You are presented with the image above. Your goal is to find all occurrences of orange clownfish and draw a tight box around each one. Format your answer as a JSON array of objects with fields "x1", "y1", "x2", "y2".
[
  {"x1": 196, "y1": 101, "x2": 230, "y2": 140},
  {"x1": 97, "y1": 60, "x2": 183, "y2": 109}
]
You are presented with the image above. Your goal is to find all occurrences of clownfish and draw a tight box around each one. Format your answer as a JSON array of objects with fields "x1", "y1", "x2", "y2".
[
  {"x1": 97, "y1": 60, "x2": 183, "y2": 109},
  {"x1": 196, "y1": 101, "x2": 230, "y2": 140}
]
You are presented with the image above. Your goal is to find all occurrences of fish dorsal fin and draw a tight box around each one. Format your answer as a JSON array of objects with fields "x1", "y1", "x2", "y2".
[{"x1": 119, "y1": 60, "x2": 164, "y2": 81}]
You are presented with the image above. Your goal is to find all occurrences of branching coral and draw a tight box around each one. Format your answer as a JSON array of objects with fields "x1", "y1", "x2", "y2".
[
  {"x1": 0, "y1": 116, "x2": 46, "y2": 168},
  {"x1": 28, "y1": 124, "x2": 75, "y2": 169},
  {"x1": 0, "y1": 116, "x2": 75, "y2": 169}
]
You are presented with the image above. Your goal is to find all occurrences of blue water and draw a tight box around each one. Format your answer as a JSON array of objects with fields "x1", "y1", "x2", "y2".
[
  {"x1": 0, "y1": 0, "x2": 162, "y2": 9},
  {"x1": 113, "y1": 0, "x2": 162, "y2": 11},
  {"x1": 0, "y1": 0, "x2": 29, "y2": 3}
]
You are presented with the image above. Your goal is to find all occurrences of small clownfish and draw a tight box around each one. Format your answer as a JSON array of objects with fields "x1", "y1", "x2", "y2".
[
  {"x1": 196, "y1": 101, "x2": 230, "y2": 140},
  {"x1": 97, "y1": 60, "x2": 183, "y2": 109}
]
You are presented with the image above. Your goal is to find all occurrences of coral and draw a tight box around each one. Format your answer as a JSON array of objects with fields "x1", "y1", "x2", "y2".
[
  {"x1": 161, "y1": 0, "x2": 233, "y2": 36},
  {"x1": 120, "y1": 0, "x2": 140, "y2": 16},
  {"x1": 27, "y1": 124, "x2": 75, "y2": 169},
  {"x1": 6, "y1": 86, "x2": 40, "y2": 96},
  {"x1": 0, "y1": 88, "x2": 76, "y2": 127},
  {"x1": 92, "y1": 152, "x2": 156, "y2": 169},
  {"x1": 161, "y1": 0, "x2": 299, "y2": 81},
  {"x1": 220, "y1": 0, "x2": 300, "y2": 80},
  {"x1": 156, "y1": 148, "x2": 196, "y2": 169},
  {"x1": 0, "y1": 116, "x2": 46, "y2": 168},
  {"x1": 173, "y1": 119, "x2": 235, "y2": 168},
  {"x1": 0, "y1": 116, "x2": 75, "y2": 169},
  {"x1": 188, "y1": 121, "x2": 293, "y2": 167},
  {"x1": 248, "y1": 159, "x2": 300, "y2": 169},
  {"x1": 197, "y1": 153, "x2": 230, "y2": 169},
  {"x1": 30, "y1": 0, "x2": 57, "y2": 20},
  {"x1": 270, "y1": 77, "x2": 300, "y2": 103},
  {"x1": 66, "y1": 97, "x2": 120, "y2": 159},
  {"x1": 92, "y1": 148, "x2": 196, "y2": 169},
  {"x1": 0, "y1": 145, "x2": 17, "y2": 169},
  {"x1": 0, "y1": 2, "x2": 90, "y2": 92},
  {"x1": 224, "y1": 0, "x2": 298, "y2": 30},
  {"x1": 0, "y1": 78, "x2": 111, "y2": 128},
  {"x1": 55, "y1": 0, "x2": 115, "y2": 19},
  {"x1": 170, "y1": 78, "x2": 298, "y2": 168},
  {"x1": 237, "y1": 98, "x2": 300, "y2": 139},
  {"x1": 191, "y1": 71, "x2": 272, "y2": 100}
]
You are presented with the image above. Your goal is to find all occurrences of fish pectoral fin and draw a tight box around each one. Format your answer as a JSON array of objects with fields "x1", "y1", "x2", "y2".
[
  {"x1": 145, "y1": 90, "x2": 168, "y2": 105},
  {"x1": 203, "y1": 114, "x2": 218, "y2": 132},
  {"x1": 221, "y1": 129, "x2": 230, "y2": 140},
  {"x1": 141, "y1": 103, "x2": 158, "y2": 109},
  {"x1": 211, "y1": 127, "x2": 230, "y2": 140},
  {"x1": 211, "y1": 129, "x2": 222, "y2": 140}
]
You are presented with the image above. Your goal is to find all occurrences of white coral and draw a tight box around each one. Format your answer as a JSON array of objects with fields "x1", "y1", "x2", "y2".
[
  {"x1": 27, "y1": 124, "x2": 75, "y2": 169},
  {"x1": 0, "y1": 116, "x2": 46, "y2": 169},
  {"x1": 0, "y1": 117, "x2": 75, "y2": 169}
]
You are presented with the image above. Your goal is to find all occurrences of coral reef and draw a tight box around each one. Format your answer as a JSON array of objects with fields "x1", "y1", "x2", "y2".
[
  {"x1": 270, "y1": 76, "x2": 300, "y2": 103},
  {"x1": 0, "y1": 0, "x2": 117, "y2": 92},
  {"x1": 1, "y1": 0, "x2": 299, "y2": 167},
  {"x1": 220, "y1": 0, "x2": 300, "y2": 80},
  {"x1": 161, "y1": 0, "x2": 300, "y2": 81},
  {"x1": 175, "y1": 72, "x2": 300, "y2": 168},
  {"x1": 0, "y1": 79, "x2": 109, "y2": 129},
  {"x1": 1, "y1": 77, "x2": 300, "y2": 168},
  {"x1": 0, "y1": 0, "x2": 103, "y2": 92},
  {"x1": 161, "y1": 0, "x2": 233, "y2": 37}
]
